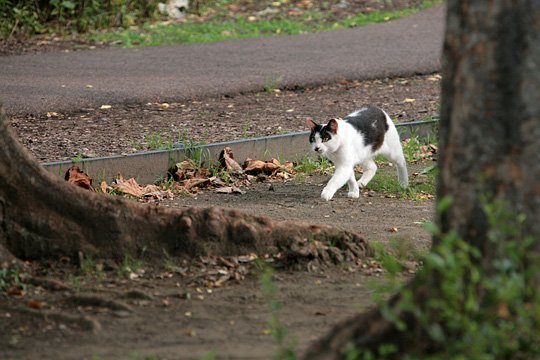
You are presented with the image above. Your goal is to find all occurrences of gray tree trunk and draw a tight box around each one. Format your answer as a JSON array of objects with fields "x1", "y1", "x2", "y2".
[{"x1": 303, "y1": 0, "x2": 540, "y2": 358}]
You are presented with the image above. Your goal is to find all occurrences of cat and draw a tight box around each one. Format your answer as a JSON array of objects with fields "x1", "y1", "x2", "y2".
[{"x1": 307, "y1": 106, "x2": 408, "y2": 201}]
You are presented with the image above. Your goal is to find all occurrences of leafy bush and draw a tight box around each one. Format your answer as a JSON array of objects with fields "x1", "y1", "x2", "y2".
[{"x1": 0, "y1": 0, "x2": 161, "y2": 39}]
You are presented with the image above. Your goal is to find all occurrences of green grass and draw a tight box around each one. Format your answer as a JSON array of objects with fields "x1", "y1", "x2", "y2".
[
  {"x1": 294, "y1": 155, "x2": 333, "y2": 175},
  {"x1": 366, "y1": 163, "x2": 437, "y2": 200},
  {"x1": 89, "y1": 1, "x2": 441, "y2": 48}
]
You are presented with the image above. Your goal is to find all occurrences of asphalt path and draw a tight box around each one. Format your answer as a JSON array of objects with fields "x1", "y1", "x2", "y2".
[{"x1": 0, "y1": 5, "x2": 444, "y2": 116}]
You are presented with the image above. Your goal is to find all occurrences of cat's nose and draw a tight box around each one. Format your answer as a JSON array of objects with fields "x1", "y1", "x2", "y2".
[{"x1": 314, "y1": 146, "x2": 320, "y2": 152}]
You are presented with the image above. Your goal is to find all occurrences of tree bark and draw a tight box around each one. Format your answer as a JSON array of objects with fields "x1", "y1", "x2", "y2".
[
  {"x1": 0, "y1": 104, "x2": 369, "y2": 265},
  {"x1": 303, "y1": 1, "x2": 540, "y2": 358}
]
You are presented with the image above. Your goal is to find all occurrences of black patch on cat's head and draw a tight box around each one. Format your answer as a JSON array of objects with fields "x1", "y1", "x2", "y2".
[
  {"x1": 343, "y1": 106, "x2": 389, "y2": 151},
  {"x1": 307, "y1": 118, "x2": 334, "y2": 143}
]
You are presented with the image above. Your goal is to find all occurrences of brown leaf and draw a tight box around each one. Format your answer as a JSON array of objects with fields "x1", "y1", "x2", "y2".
[
  {"x1": 184, "y1": 178, "x2": 211, "y2": 190},
  {"x1": 100, "y1": 180, "x2": 109, "y2": 193},
  {"x1": 64, "y1": 166, "x2": 93, "y2": 190},
  {"x1": 6, "y1": 287, "x2": 25, "y2": 297},
  {"x1": 215, "y1": 186, "x2": 245, "y2": 195},
  {"x1": 219, "y1": 147, "x2": 243, "y2": 172},
  {"x1": 113, "y1": 178, "x2": 144, "y2": 197},
  {"x1": 243, "y1": 158, "x2": 281, "y2": 175},
  {"x1": 26, "y1": 299, "x2": 44, "y2": 309}
]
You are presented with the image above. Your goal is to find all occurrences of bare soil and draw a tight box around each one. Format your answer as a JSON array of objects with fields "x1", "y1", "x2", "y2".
[
  {"x1": 10, "y1": 74, "x2": 440, "y2": 162},
  {"x1": 1, "y1": 164, "x2": 434, "y2": 360},
  {"x1": 2, "y1": 2, "x2": 439, "y2": 355},
  {"x1": 2, "y1": 77, "x2": 438, "y2": 360}
]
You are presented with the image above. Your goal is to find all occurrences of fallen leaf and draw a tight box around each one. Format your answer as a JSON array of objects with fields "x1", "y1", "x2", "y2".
[
  {"x1": 215, "y1": 186, "x2": 245, "y2": 195},
  {"x1": 184, "y1": 178, "x2": 210, "y2": 190},
  {"x1": 219, "y1": 147, "x2": 243, "y2": 173},
  {"x1": 100, "y1": 105, "x2": 112, "y2": 109},
  {"x1": 403, "y1": 98, "x2": 416, "y2": 103},
  {"x1": 46, "y1": 111, "x2": 59, "y2": 118},
  {"x1": 100, "y1": 180, "x2": 109, "y2": 193},
  {"x1": 113, "y1": 178, "x2": 144, "y2": 197},
  {"x1": 243, "y1": 158, "x2": 281, "y2": 175},
  {"x1": 26, "y1": 300, "x2": 44, "y2": 309},
  {"x1": 6, "y1": 287, "x2": 25, "y2": 297},
  {"x1": 388, "y1": 227, "x2": 398, "y2": 233},
  {"x1": 64, "y1": 166, "x2": 93, "y2": 190}
]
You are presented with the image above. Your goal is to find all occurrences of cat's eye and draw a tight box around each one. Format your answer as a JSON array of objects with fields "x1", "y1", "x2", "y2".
[{"x1": 322, "y1": 137, "x2": 329, "y2": 142}]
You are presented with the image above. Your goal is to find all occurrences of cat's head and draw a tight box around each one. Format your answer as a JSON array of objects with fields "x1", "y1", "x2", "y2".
[{"x1": 306, "y1": 118, "x2": 340, "y2": 155}]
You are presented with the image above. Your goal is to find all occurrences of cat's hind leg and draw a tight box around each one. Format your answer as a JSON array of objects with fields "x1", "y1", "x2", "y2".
[
  {"x1": 380, "y1": 123, "x2": 409, "y2": 188},
  {"x1": 357, "y1": 159, "x2": 377, "y2": 188},
  {"x1": 383, "y1": 146, "x2": 409, "y2": 188}
]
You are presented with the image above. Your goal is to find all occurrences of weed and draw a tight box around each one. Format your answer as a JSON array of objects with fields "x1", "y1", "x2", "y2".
[
  {"x1": 145, "y1": 131, "x2": 174, "y2": 151},
  {"x1": 294, "y1": 155, "x2": 333, "y2": 175},
  {"x1": 118, "y1": 255, "x2": 144, "y2": 277},
  {"x1": 260, "y1": 265, "x2": 297, "y2": 360},
  {"x1": 0, "y1": 268, "x2": 25, "y2": 292},
  {"x1": 79, "y1": 254, "x2": 105, "y2": 279},
  {"x1": 364, "y1": 164, "x2": 437, "y2": 200},
  {"x1": 199, "y1": 351, "x2": 218, "y2": 360},
  {"x1": 359, "y1": 197, "x2": 540, "y2": 359},
  {"x1": 71, "y1": 153, "x2": 84, "y2": 163},
  {"x1": 264, "y1": 75, "x2": 283, "y2": 93}
]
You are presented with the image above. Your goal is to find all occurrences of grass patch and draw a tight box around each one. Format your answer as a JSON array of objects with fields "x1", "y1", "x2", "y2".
[
  {"x1": 366, "y1": 163, "x2": 437, "y2": 200},
  {"x1": 88, "y1": 1, "x2": 441, "y2": 48}
]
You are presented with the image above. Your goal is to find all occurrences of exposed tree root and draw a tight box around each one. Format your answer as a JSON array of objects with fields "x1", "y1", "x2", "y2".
[
  {"x1": 0, "y1": 103, "x2": 370, "y2": 265},
  {"x1": 23, "y1": 276, "x2": 70, "y2": 291},
  {"x1": 3, "y1": 306, "x2": 102, "y2": 334},
  {"x1": 65, "y1": 294, "x2": 133, "y2": 313}
]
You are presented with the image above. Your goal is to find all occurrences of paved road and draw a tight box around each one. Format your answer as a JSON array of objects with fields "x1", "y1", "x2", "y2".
[{"x1": 0, "y1": 5, "x2": 444, "y2": 115}]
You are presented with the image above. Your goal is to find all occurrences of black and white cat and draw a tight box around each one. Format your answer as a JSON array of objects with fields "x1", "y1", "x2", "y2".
[{"x1": 307, "y1": 106, "x2": 408, "y2": 201}]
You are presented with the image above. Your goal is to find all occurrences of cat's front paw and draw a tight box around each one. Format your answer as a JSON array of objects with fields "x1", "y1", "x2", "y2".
[
  {"x1": 347, "y1": 191, "x2": 359, "y2": 199},
  {"x1": 321, "y1": 188, "x2": 334, "y2": 201}
]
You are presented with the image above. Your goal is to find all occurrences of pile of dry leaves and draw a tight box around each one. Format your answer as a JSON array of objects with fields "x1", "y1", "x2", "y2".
[{"x1": 64, "y1": 147, "x2": 296, "y2": 201}]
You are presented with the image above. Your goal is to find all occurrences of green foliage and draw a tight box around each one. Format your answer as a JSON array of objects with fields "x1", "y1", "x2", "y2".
[
  {"x1": 87, "y1": 1, "x2": 441, "y2": 48},
  {"x1": 145, "y1": 131, "x2": 174, "y2": 151},
  {"x1": 294, "y1": 155, "x2": 333, "y2": 175},
  {"x1": 264, "y1": 75, "x2": 283, "y2": 93},
  {"x1": 79, "y1": 254, "x2": 105, "y2": 279},
  {"x1": 118, "y1": 255, "x2": 144, "y2": 277},
  {"x1": 358, "y1": 198, "x2": 540, "y2": 359},
  {"x1": 365, "y1": 163, "x2": 437, "y2": 200},
  {"x1": 0, "y1": 268, "x2": 25, "y2": 291},
  {"x1": 0, "y1": 0, "x2": 160, "y2": 38}
]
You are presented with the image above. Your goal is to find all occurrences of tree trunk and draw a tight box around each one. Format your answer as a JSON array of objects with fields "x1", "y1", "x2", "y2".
[
  {"x1": 0, "y1": 104, "x2": 369, "y2": 265},
  {"x1": 303, "y1": 1, "x2": 540, "y2": 358}
]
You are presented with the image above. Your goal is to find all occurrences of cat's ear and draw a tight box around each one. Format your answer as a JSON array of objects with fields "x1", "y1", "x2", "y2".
[
  {"x1": 328, "y1": 118, "x2": 339, "y2": 134},
  {"x1": 306, "y1": 117, "x2": 317, "y2": 130}
]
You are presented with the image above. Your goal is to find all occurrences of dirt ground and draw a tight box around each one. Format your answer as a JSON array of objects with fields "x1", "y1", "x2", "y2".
[
  {"x1": 1, "y1": 162, "x2": 434, "y2": 360},
  {"x1": 10, "y1": 74, "x2": 439, "y2": 163},
  {"x1": 2, "y1": 78, "x2": 439, "y2": 360},
  {"x1": 2, "y1": 4, "x2": 439, "y2": 354}
]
